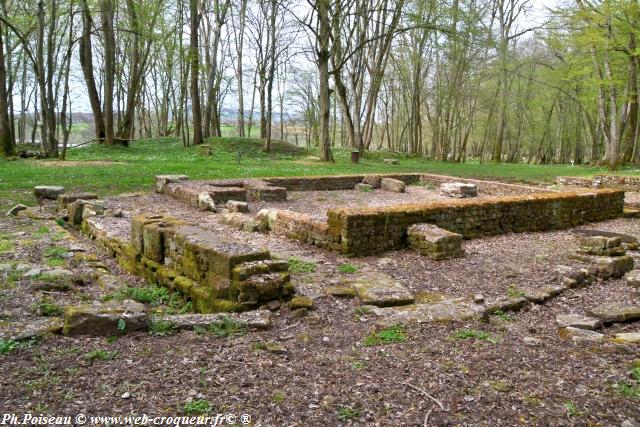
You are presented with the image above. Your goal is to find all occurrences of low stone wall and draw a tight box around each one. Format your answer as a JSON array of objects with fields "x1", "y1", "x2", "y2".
[
  {"x1": 82, "y1": 214, "x2": 292, "y2": 313},
  {"x1": 260, "y1": 209, "x2": 341, "y2": 250},
  {"x1": 420, "y1": 174, "x2": 541, "y2": 195},
  {"x1": 558, "y1": 174, "x2": 640, "y2": 192},
  {"x1": 327, "y1": 190, "x2": 625, "y2": 256}
]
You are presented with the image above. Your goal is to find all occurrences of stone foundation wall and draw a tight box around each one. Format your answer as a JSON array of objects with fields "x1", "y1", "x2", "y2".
[
  {"x1": 327, "y1": 190, "x2": 625, "y2": 256},
  {"x1": 82, "y1": 215, "x2": 292, "y2": 313},
  {"x1": 262, "y1": 209, "x2": 341, "y2": 250},
  {"x1": 558, "y1": 174, "x2": 640, "y2": 192},
  {"x1": 420, "y1": 174, "x2": 541, "y2": 195}
]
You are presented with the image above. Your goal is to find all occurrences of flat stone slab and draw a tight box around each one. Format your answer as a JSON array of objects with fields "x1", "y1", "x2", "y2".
[
  {"x1": 380, "y1": 178, "x2": 406, "y2": 193},
  {"x1": 63, "y1": 300, "x2": 148, "y2": 336},
  {"x1": 559, "y1": 327, "x2": 604, "y2": 343},
  {"x1": 57, "y1": 192, "x2": 98, "y2": 209},
  {"x1": 613, "y1": 332, "x2": 640, "y2": 343},
  {"x1": 626, "y1": 270, "x2": 640, "y2": 288},
  {"x1": 587, "y1": 304, "x2": 640, "y2": 323},
  {"x1": 440, "y1": 182, "x2": 478, "y2": 198},
  {"x1": 372, "y1": 298, "x2": 485, "y2": 327},
  {"x1": 0, "y1": 318, "x2": 63, "y2": 341},
  {"x1": 343, "y1": 272, "x2": 414, "y2": 307},
  {"x1": 157, "y1": 310, "x2": 272, "y2": 331},
  {"x1": 155, "y1": 174, "x2": 188, "y2": 193},
  {"x1": 572, "y1": 228, "x2": 638, "y2": 243},
  {"x1": 34, "y1": 185, "x2": 65, "y2": 200},
  {"x1": 556, "y1": 314, "x2": 602, "y2": 330}
]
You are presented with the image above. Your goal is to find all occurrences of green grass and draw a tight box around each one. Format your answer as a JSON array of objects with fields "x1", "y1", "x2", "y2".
[
  {"x1": 506, "y1": 285, "x2": 526, "y2": 298},
  {"x1": 85, "y1": 349, "x2": 118, "y2": 362},
  {"x1": 208, "y1": 317, "x2": 247, "y2": 338},
  {"x1": 337, "y1": 406, "x2": 361, "y2": 421},
  {"x1": 452, "y1": 329, "x2": 496, "y2": 342},
  {"x1": 338, "y1": 263, "x2": 358, "y2": 274},
  {"x1": 148, "y1": 319, "x2": 178, "y2": 337},
  {"x1": 362, "y1": 325, "x2": 407, "y2": 347},
  {"x1": 288, "y1": 257, "x2": 316, "y2": 273},
  {"x1": 183, "y1": 399, "x2": 213, "y2": 415},
  {"x1": 2, "y1": 136, "x2": 637, "y2": 211},
  {"x1": 614, "y1": 364, "x2": 640, "y2": 400}
]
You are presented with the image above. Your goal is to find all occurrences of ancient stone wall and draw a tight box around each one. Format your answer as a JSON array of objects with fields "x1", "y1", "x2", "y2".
[
  {"x1": 260, "y1": 209, "x2": 341, "y2": 250},
  {"x1": 327, "y1": 190, "x2": 625, "y2": 256},
  {"x1": 420, "y1": 174, "x2": 541, "y2": 195},
  {"x1": 82, "y1": 214, "x2": 292, "y2": 313},
  {"x1": 558, "y1": 174, "x2": 640, "y2": 192}
]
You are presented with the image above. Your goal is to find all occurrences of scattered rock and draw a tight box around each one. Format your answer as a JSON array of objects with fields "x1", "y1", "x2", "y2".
[
  {"x1": 573, "y1": 254, "x2": 635, "y2": 279},
  {"x1": 291, "y1": 308, "x2": 308, "y2": 318},
  {"x1": 355, "y1": 183, "x2": 374, "y2": 192},
  {"x1": 62, "y1": 300, "x2": 148, "y2": 336},
  {"x1": 361, "y1": 175, "x2": 382, "y2": 189},
  {"x1": 34, "y1": 185, "x2": 65, "y2": 200},
  {"x1": 380, "y1": 177, "x2": 406, "y2": 193},
  {"x1": 555, "y1": 314, "x2": 602, "y2": 331},
  {"x1": 121, "y1": 392, "x2": 131, "y2": 399},
  {"x1": 621, "y1": 420, "x2": 640, "y2": 427},
  {"x1": 587, "y1": 303, "x2": 640, "y2": 323},
  {"x1": 288, "y1": 296, "x2": 314, "y2": 310},
  {"x1": 155, "y1": 174, "x2": 188, "y2": 193},
  {"x1": 485, "y1": 297, "x2": 528, "y2": 313},
  {"x1": 6, "y1": 204, "x2": 28, "y2": 217},
  {"x1": 558, "y1": 327, "x2": 604, "y2": 343},
  {"x1": 626, "y1": 269, "x2": 640, "y2": 288},
  {"x1": 265, "y1": 300, "x2": 281, "y2": 311},
  {"x1": 226, "y1": 200, "x2": 250, "y2": 213},
  {"x1": 440, "y1": 182, "x2": 478, "y2": 198},
  {"x1": 265, "y1": 342, "x2": 286, "y2": 354},
  {"x1": 613, "y1": 332, "x2": 640, "y2": 344},
  {"x1": 372, "y1": 298, "x2": 486, "y2": 327},
  {"x1": 523, "y1": 336, "x2": 541, "y2": 346},
  {"x1": 325, "y1": 286, "x2": 357, "y2": 298},
  {"x1": 473, "y1": 294, "x2": 485, "y2": 304},
  {"x1": 23, "y1": 267, "x2": 43, "y2": 278},
  {"x1": 345, "y1": 272, "x2": 414, "y2": 307},
  {"x1": 577, "y1": 235, "x2": 625, "y2": 257},
  {"x1": 383, "y1": 158, "x2": 399, "y2": 165},
  {"x1": 0, "y1": 318, "x2": 63, "y2": 341},
  {"x1": 197, "y1": 193, "x2": 217, "y2": 212},
  {"x1": 157, "y1": 310, "x2": 273, "y2": 331}
]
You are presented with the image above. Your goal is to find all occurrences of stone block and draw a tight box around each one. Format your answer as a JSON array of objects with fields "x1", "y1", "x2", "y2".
[
  {"x1": 355, "y1": 183, "x2": 374, "y2": 192},
  {"x1": 68, "y1": 199, "x2": 104, "y2": 225},
  {"x1": 625, "y1": 269, "x2": 640, "y2": 288},
  {"x1": 440, "y1": 182, "x2": 478, "y2": 198},
  {"x1": 380, "y1": 177, "x2": 406, "y2": 193},
  {"x1": 63, "y1": 300, "x2": 147, "y2": 336},
  {"x1": 555, "y1": 314, "x2": 602, "y2": 330},
  {"x1": 362, "y1": 175, "x2": 382, "y2": 189},
  {"x1": 198, "y1": 193, "x2": 217, "y2": 212},
  {"x1": 57, "y1": 192, "x2": 98, "y2": 210},
  {"x1": 156, "y1": 310, "x2": 273, "y2": 331},
  {"x1": 155, "y1": 174, "x2": 188, "y2": 193},
  {"x1": 226, "y1": 200, "x2": 250, "y2": 213},
  {"x1": 344, "y1": 272, "x2": 414, "y2": 307},
  {"x1": 407, "y1": 223, "x2": 463, "y2": 260},
  {"x1": 578, "y1": 235, "x2": 625, "y2": 256},
  {"x1": 587, "y1": 303, "x2": 640, "y2": 323},
  {"x1": 34, "y1": 185, "x2": 64, "y2": 200},
  {"x1": 586, "y1": 255, "x2": 634, "y2": 279}
]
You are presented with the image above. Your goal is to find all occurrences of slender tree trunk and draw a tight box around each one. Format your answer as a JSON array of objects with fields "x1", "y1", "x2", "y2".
[
  {"x1": 79, "y1": 0, "x2": 105, "y2": 140},
  {"x1": 101, "y1": 0, "x2": 116, "y2": 145},
  {"x1": 0, "y1": 19, "x2": 13, "y2": 157},
  {"x1": 189, "y1": 0, "x2": 203, "y2": 145},
  {"x1": 317, "y1": 0, "x2": 333, "y2": 162}
]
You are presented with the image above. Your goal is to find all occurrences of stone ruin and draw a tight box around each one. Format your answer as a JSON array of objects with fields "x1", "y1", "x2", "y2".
[{"x1": 439, "y1": 182, "x2": 478, "y2": 198}]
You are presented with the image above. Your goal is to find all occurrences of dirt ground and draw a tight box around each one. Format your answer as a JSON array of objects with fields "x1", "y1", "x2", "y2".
[{"x1": 1, "y1": 190, "x2": 639, "y2": 426}]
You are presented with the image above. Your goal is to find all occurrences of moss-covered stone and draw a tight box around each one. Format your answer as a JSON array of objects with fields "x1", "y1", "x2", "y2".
[
  {"x1": 63, "y1": 300, "x2": 147, "y2": 336},
  {"x1": 288, "y1": 296, "x2": 314, "y2": 310}
]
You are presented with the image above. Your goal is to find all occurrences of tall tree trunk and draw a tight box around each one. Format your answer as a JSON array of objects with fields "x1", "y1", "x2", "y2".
[
  {"x1": 101, "y1": 0, "x2": 116, "y2": 145},
  {"x1": 0, "y1": 19, "x2": 13, "y2": 157},
  {"x1": 79, "y1": 0, "x2": 105, "y2": 140},
  {"x1": 189, "y1": 0, "x2": 203, "y2": 145},
  {"x1": 317, "y1": 0, "x2": 333, "y2": 162},
  {"x1": 236, "y1": 0, "x2": 247, "y2": 137}
]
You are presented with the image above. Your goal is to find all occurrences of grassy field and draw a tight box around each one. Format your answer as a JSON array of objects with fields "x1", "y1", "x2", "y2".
[{"x1": 1, "y1": 137, "x2": 638, "y2": 211}]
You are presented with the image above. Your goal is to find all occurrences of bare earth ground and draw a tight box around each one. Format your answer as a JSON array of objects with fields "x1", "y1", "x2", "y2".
[{"x1": 0, "y1": 188, "x2": 639, "y2": 426}]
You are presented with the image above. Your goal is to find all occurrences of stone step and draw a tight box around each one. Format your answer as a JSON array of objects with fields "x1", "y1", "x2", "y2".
[
  {"x1": 342, "y1": 272, "x2": 414, "y2": 307},
  {"x1": 371, "y1": 298, "x2": 485, "y2": 327},
  {"x1": 587, "y1": 304, "x2": 640, "y2": 323}
]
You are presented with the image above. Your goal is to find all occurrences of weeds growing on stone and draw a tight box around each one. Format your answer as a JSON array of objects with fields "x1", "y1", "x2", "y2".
[
  {"x1": 148, "y1": 319, "x2": 178, "y2": 337},
  {"x1": 288, "y1": 257, "x2": 316, "y2": 273},
  {"x1": 493, "y1": 310, "x2": 514, "y2": 321},
  {"x1": 506, "y1": 284, "x2": 526, "y2": 298},
  {"x1": 35, "y1": 298, "x2": 64, "y2": 316},
  {"x1": 208, "y1": 317, "x2": 246, "y2": 338}
]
